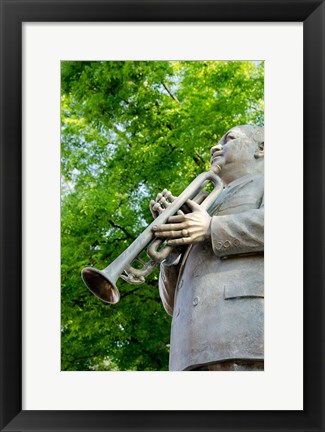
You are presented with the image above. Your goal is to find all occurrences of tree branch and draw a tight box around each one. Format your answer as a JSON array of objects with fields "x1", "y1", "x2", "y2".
[
  {"x1": 108, "y1": 219, "x2": 136, "y2": 240},
  {"x1": 120, "y1": 287, "x2": 141, "y2": 298},
  {"x1": 193, "y1": 152, "x2": 205, "y2": 167},
  {"x1": 162, "y1": 83, "x2": 180, "y2": 103}
]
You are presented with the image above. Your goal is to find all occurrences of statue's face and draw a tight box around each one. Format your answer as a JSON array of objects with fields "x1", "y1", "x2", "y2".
[{"x1": 211, "y1": 125, "x2": 264, "y2": 183}]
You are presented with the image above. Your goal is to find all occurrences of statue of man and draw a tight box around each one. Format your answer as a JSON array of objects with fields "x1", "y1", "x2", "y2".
[{"x1": 151, "y1": 125, "x2": 264, "y2": 371}]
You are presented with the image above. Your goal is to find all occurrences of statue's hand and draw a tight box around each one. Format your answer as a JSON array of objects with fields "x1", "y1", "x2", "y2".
[
  {"x1": 150, "y1": 189, "x2": 178, "y2": 219},
  {"x1": 152, "y1": 199, "x2": 211, "y2": 245}
]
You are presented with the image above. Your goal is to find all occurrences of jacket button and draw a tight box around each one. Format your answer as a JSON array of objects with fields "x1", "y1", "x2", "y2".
[
  {"x1": 193, "y1": 297, "x2": 199, "y2": 306},
  {"x1": 224, "y1": 240, "x2": 231, "y2": 248},
  {"x1": 233, "y1": 239, "x2": 240, "y2": 246}
]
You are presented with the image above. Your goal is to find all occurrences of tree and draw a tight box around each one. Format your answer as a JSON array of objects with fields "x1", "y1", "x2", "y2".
[{"x1": 61, "y1": 60, "x2": 264, "y2": 371}]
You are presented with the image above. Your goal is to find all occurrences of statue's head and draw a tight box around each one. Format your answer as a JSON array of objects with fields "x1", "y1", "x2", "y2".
[{"x1": 211, "y1": 125, "x2": 264, "y2": 184}]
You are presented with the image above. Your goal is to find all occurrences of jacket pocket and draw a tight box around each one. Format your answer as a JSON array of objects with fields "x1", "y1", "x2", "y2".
[{"x1": 224, "y1": 282, "x2": 264, "y2": 299}]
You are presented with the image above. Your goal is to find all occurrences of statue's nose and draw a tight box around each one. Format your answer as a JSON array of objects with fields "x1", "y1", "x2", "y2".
[{"x1": 211, "y1": 144, "x2": 223, "y2": 155}]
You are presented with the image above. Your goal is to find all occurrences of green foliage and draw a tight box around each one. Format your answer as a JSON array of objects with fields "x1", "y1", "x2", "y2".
[{"x1": 61, "y1": 60, "x2": 264, "y2": 371}]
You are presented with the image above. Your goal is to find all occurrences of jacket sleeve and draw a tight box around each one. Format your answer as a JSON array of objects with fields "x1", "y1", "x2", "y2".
[
  {"x1": 158, "y1": 250, "x2": 184, "y2": 316},
  {"x1": 210, "y1": 200, "x2": 264, "y2": 257}
]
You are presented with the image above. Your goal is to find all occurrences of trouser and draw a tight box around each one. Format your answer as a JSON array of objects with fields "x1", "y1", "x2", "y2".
[{"x1": 191, "y1": 360, "x2": 264, "y2": 371}]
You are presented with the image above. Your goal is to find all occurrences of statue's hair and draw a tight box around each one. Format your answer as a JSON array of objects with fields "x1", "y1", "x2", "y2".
[
  {"x1": 232, "y1": 125, "x2": 264, "y2": 146},
  {"x1": 252, "y1": 127, "x2": 264, "y2": 146}
]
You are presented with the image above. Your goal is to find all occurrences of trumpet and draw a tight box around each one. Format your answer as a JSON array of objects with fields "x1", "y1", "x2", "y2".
[{"x1": 81, "y1": 165, "x2": 223, "y2": 304}]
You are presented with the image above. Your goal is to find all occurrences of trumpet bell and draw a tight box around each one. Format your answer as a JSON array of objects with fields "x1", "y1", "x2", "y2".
[{"x1": 81, "y1": 267, "x2": 120, "y2": 304}]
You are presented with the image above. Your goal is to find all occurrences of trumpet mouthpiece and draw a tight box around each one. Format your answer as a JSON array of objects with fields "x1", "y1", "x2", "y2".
[{"x1": 211, "y1": 164, "x2": 222, "y2": 174}]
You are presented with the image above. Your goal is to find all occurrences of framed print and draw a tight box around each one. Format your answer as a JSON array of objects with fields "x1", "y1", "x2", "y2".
[{"x1": 0, "y1": 0, "x2": 324, "y2": 431}]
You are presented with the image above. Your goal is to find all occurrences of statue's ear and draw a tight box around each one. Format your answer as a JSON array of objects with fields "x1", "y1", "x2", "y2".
[{"x1": 254, "y1": 141, "x2": 264, "y2": 159}]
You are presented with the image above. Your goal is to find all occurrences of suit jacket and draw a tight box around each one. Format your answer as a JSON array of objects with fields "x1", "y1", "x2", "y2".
[{"x1": 159, "y1": 174, "x2": 264, "y2": 371}]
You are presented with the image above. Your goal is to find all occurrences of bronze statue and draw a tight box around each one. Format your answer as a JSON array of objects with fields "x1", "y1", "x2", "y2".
[
  {"x1": 151, "y1": 125, "x2": 264, "y2": 371},
  {"x1": 81, "y1": 124, "x2": 264, "y2": 372}
]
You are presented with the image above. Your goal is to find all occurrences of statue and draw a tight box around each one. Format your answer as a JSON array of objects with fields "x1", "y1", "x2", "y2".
[
  {"x1": 150, "y1": 125, "x2": 264, "y2": 371},
  {"x1": 81, "y1": 124, "x2": 264, "y2": 372}
]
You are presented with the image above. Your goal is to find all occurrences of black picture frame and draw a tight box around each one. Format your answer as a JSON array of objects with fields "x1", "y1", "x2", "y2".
[{"x1": 0, "y1": 1, "x2": 324, "y2": 431}]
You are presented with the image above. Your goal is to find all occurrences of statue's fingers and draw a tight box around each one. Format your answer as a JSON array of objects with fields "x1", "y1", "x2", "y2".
[
  {"x1": 152, "y1": 202, "x2": 164, "y2": 214},
  {"x1": 161, "y1": 189, "x2": 170, "y2": 197},
  {"x1": 186, "y1": 199, "x2": 202, "y2": 211},
  {"x1": 150, "y1": 200, "x2": 158, "y2": 217},
  {"x1": 167, "y1": 237, "x2": 192, "y2": 246},
  {"x1": 163, "y1": 190, "x2": 177, "y2": 202},
  {"x1": 154, "y1": 230, "x2": 184, "y2": 238},
  {"x1": 158, "y1": 196, "x2": 170, "y2": 208},
  {"x1": 153, "y1": 222, "x2": 188, "y2": 232},
  {"x1": 168, "y1": 215, "x2": 186, "y2": 223}
]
